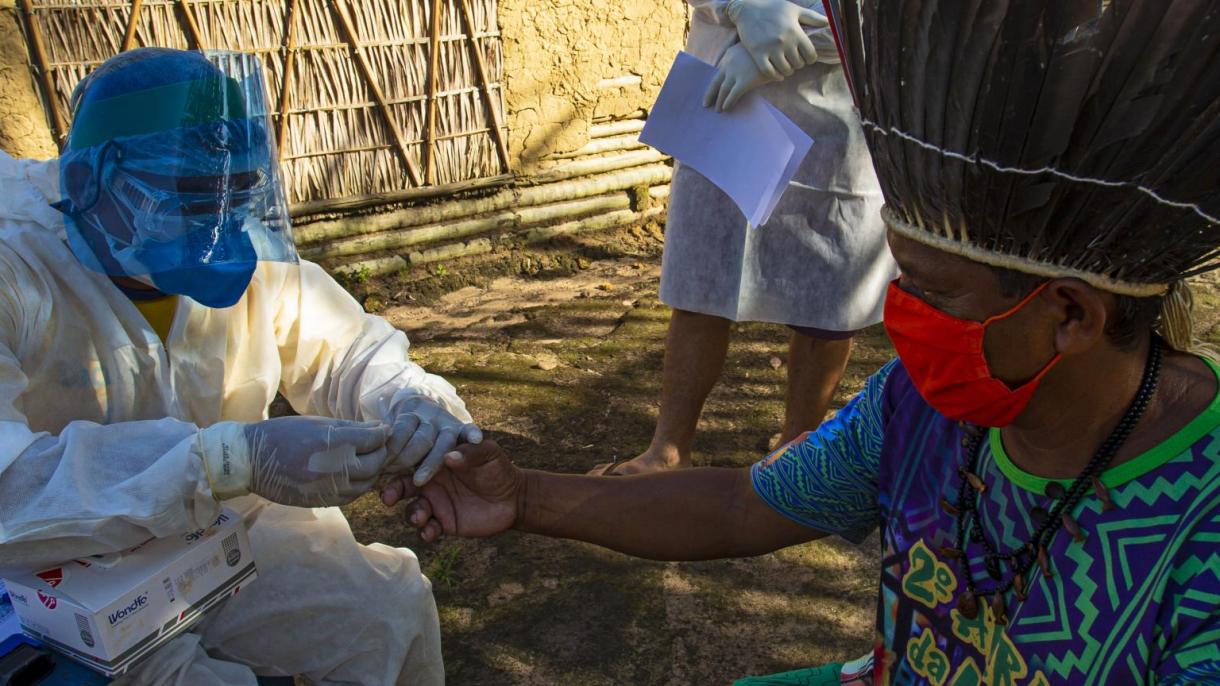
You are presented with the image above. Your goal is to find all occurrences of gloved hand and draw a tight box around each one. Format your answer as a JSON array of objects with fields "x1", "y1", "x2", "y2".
[
  {"x1": 198, "y1": 416, "x2": 392, "y2": 508},
  {"x1": 725, "y1": 0, "x2": 828, "y2": 79},
  {"x1": 384, "y1": 395, "x2": 482, "y2": 487},
  {"x1": 705, "y1": 43, "x2": 778, "y2": 112}
]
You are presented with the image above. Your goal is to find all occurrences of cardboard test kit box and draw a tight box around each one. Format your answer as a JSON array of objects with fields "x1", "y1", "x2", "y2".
[{"x1": 3, "y1": 507, "x2": 257, "y2": 677}]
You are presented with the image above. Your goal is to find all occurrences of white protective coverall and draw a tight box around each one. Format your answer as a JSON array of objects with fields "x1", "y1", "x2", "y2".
[
  {"x1": 0, "y1": 150, "x2": 466, "y2": 685},
  {"x1": 663, "y1": 0, "x2": 897, "y2": 334}
]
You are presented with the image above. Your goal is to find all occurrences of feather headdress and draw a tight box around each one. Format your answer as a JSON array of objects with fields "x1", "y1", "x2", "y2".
[{"x1": 828, "y1": 1, "x2": 1220, "y2": 299}]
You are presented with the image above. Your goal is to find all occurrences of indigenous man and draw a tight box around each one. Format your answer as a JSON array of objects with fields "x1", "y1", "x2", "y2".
[{"x1": 387, "y1": 1, "x2": 1220, "y2": 683}]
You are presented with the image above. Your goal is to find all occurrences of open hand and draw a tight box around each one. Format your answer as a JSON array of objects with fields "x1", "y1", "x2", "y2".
[{"x1": 380, "y1": 440, "x2": 523, "y2": 542}]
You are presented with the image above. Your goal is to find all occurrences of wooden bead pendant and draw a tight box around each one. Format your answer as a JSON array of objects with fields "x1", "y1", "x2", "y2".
[
  {"x1": 991, "y1": 593, "x2": 1009, "y2": 625},
  {"x1": 1093, "y1": 476, "x2": 1116, "y2": 511},
  {"x1": 957, "y1": 589, "x2": 979, "y2": 619},
  {"x1": 1037, "y1": 544, "x2": 1053, "y2": 578},
  {"x1": 961, "y1": 469, "x2": 987, "y2": 493},
  {"x1": 1013, "y1": 573, "x2": 1028, "y2": 602},
  {"x1": 939, "y1": 546, "x2": 964, "y2": 560},
  {"x1": 1061, "y1": 513, "x2": 1087, "y2": 543}
]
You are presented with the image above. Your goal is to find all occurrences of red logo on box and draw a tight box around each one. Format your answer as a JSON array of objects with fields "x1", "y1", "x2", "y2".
[
  {"x1": 35, "y1": 568, "x2": 63, "y2": 588},
  {"x1": 37, "y1": 590, "x2": 58, "y2": 610}
]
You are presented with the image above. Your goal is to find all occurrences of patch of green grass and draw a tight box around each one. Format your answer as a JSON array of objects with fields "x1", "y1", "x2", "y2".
[{"x1": 426, "y1": 543, "x2": 463, "y2": 588}]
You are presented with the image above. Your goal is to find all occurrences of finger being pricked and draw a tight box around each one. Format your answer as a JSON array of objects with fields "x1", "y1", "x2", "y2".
[
  {"x1": 447, "y1": 439, "x2": 506, "y2": 468},
  {"x1": 380, "y1": 474, "x2": 422, "y2": 507},
  {"x1": 419, "y1": 519, "x2": 444, "y2": 543},
  {"x1": 406, "y1": 496, "x2": 434, "y2": 529}
]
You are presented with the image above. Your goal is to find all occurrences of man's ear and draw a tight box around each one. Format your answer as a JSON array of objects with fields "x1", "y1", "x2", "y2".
[{"x1": 1045, "y1": 279, "x2": 1109, "y2": 355}]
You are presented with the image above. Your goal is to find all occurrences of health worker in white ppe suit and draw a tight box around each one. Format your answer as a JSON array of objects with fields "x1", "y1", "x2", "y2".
[{"x1": 0, "y1": 48, "x2": 476, "y2": 685}]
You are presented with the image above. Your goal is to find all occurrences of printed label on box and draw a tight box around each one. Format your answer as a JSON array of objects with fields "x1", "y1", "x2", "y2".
[{"x1": 2, "y1": 507, "x2": 257, "y2": 677}]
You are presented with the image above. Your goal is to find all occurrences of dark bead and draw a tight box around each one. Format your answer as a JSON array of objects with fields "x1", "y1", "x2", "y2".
[
  {"x1": 1029, "y1": 507, "x2": 1049, "y2": 527},
  {"x1": 1062, "y1": 513, "x2": 1087, "y2": 543},
  {"x1": 957, "y1": 590, "x2": 979, "y2": 619},
  {"x1": 991, "y1": 594, "x2": 1009, "y2": 625},
  {"x1": 939, "y1": 546, "x2": 964, "y2": 560},
  {"x1": 1093, "y1": 476, "x2": 1116, "y2": 511},
  {"x1": 985, "y1": 556, "x2": 1003, "y2": 580},
  {"x1": 940, "y1": 497, "x2": 961, "y2": 517},
  {"x1": 1045, "y1": 482, "x2": 1067, "y2": 500},
  {"x1": 960, "y1": 436, "x2": 972, "y2": 448}
]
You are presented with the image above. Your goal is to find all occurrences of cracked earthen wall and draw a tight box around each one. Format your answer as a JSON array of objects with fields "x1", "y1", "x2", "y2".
[
  {"x1": 0, "y1": 0, "x2": 687, "y2": 172},
  {"x1": 0, "y1": 0, "x2": 57, "y2": 159},
  {"x1": 499, "y1": 0, "x2": 686, "y2": 173}
]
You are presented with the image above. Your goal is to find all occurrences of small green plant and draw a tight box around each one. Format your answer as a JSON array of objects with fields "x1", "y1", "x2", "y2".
[
  {"x1": 434, "y1": 264, "x2": 448, "y2": 277},
  {"x1": 351, "y1": 264, "x2": 373, "y2": 284},
  {"x1": 425, "y1": 544, "x2": 462, "y2": 588}
]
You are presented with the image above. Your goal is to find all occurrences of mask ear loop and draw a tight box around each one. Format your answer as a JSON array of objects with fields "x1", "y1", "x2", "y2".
[
  {"x1": 983, "y1": 280, "x2": 1054, "y2": 327},
  {"x1": 981, "y1": 280, "x2": 1062, "y2": 390}
]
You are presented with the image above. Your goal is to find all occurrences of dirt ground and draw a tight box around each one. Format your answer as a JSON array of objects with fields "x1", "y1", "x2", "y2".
[{"x1": 338, "y1": 228, "x2": 1220, "y2": 685}]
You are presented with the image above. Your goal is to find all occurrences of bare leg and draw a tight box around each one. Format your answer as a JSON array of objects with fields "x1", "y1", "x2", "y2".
[
  {"x1": 780, "y1": 333, "x2": 853, "y2": 443},
  {"x1": 589, "y1": 308, "x2": 731, "y2": 475}
]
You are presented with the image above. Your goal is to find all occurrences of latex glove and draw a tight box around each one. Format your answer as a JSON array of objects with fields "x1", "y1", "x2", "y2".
[
  {"x1": 199, "y1": 417, "x2": 392, "y2": 508},
  {"x1": 725, "y1": 0, "x2": 828, "y2": 79},
  {"x1": 705, "y1": 43, "x2": 778, "y2": 112},
  {"x1": 385, "y1": 395, "x2": 483, "y2": 487},
  {"x1": 380, "y1": 440, "x2": 523, "y2": 543}
]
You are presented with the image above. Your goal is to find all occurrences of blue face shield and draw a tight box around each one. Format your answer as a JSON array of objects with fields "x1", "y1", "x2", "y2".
[{"x1": 55, "y1": 49, "x2": 297, "y2": 309}]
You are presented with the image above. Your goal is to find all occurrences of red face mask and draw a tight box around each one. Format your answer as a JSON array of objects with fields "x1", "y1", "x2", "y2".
[{"x1": 883, "y1": 279, "x2": 1061, "y2": 427}]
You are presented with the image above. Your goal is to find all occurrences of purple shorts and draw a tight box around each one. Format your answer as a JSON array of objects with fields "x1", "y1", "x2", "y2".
[{"x1": 788, "y1": 325, "x2": 858, "y2": 341}]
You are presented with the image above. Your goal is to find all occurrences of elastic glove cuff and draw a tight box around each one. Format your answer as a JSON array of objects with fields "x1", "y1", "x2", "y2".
[
  {"x1": 197, "y1": 422, "x2": 254, "y2": 500},
  {"x1": 724, "y1": 0, "x2": 746, "y2": 23}
]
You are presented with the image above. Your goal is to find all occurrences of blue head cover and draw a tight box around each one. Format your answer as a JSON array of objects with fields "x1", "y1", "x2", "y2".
[{"x1": 56, "y1": 48, "x2": 297, "y2": 308}]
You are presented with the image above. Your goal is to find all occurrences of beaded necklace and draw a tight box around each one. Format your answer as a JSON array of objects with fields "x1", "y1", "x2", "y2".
[{"x1": 941, "y1": 342, "x2": 1163, "y2": 623}]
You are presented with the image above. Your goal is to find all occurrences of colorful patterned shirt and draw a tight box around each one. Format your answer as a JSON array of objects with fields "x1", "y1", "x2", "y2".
[{"x1": 752, "y1": 359, "x2": 1220, "y2": 685}]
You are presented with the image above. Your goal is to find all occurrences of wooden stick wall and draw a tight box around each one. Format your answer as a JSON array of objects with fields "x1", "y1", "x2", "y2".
[{"x1": 18, "y1": 0, "x2": 510, "y2": 210}]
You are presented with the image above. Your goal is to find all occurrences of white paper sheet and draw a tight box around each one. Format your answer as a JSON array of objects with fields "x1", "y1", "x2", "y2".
[{"x1": 639, "y1": 52, "x2": 813, "y2": 227}]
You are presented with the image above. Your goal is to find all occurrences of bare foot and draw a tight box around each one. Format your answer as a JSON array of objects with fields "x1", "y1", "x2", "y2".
[{"x1": 587, "y1": 446, "x2": 690, "y2": 476}]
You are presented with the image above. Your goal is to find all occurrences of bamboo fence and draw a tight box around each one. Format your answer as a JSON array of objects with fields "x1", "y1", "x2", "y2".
[{"x1": 17, "y1": 0, "x2": 510, "y2": 209}]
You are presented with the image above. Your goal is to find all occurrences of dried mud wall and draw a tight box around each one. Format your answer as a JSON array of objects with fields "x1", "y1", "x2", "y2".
[
  {"x1": 0, "y1": 0, "x2": 56, "y2": 160},
  {"x1": 498, "y1": 0, "x2": 686, "y2": 173}
]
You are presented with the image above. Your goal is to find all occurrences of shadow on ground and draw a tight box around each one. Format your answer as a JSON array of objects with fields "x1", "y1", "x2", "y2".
[
  {"x1": 343, "y1": 233, "x2": 884, "y2": 684},
  {"x1": 343, "y1": 238, "x2": 1220, "y2": 685}
]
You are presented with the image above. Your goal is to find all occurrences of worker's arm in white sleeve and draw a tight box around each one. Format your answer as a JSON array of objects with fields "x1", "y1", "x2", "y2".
[
  {"x1": 273, "y1": 260, "x2": 470, "y2": 424},
  {"x1": 687, "y1": 0, "x2": 735, "y2": 26},
  {"x1": 0, "y1": 155, "x2": 224, "y2": 572},
  {"x1": 0, "y1": 257, "x2": 219, "y2": 570},
  {"x1": 0, "y1": 415, "x2": 220, "y2": 572}
]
